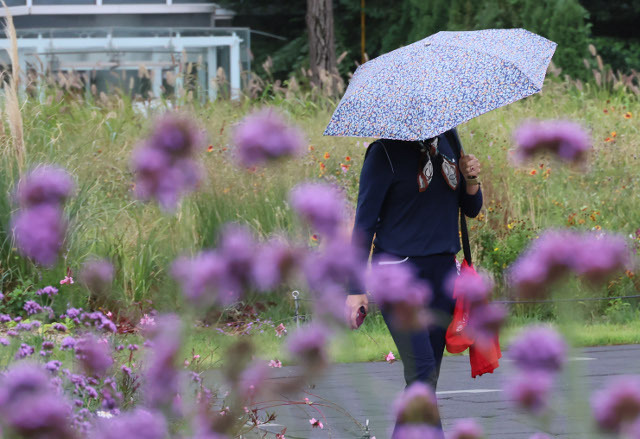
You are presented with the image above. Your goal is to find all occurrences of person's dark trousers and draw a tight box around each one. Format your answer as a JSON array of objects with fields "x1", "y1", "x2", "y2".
[{"x1": 377, "y1": 252, "x2": 456, "y2": 435}]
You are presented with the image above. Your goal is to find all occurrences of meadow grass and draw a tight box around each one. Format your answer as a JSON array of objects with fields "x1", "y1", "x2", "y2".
[{"x1": 1, "y1": 77, "x2": 639, "y2": 364}]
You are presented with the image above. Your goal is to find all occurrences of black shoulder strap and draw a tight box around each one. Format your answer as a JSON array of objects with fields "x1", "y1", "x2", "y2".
[
  {"x1": 445, "y1": 129, "x2": 472, "y2": 267},
  {"x1": 364, "y1": 140, "x2": 395, "y2": 174}
]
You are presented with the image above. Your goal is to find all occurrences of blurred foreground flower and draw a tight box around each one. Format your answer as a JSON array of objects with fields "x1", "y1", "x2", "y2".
[
  {"x1": 290, "y1": 182, "x2": 347, "y2": 238},
  {"x1": 366, "y1": 262, "x2": 431, "y2": 330},
  {"x1": 232, "y1": 108, "x2": 305, "y2": 166},
  {"x1": 592, "y1": 376, "x2": 640, "y2": 433},
  {"x1": 509, "y1": 229, "x2": 631, "y2": 298},
  {"x1": 12, "y1": 203, "x2": 67, "y2": 267},
  {"x1": 16, "y1": 165, "x2": 75, "y2": 208},
  {"x1": 80, "y1": 258, "x2": 114, "y2": 297},
  {"x1": 509, "y1": 326, "x2": 567, "y2": 373},
  {"x1": 92, "y1": 408, "x2": 168, "y2": 439},
  {"x1": 132, "y1": 113, "x2": 205, "y2": 211},
  {"x1": 392, "y1": 424, "x2": 444, "y2": 439},
  {"x1": 513, "y1": 119, "x2": 591, "y2": 163},
  {"x1": 0, "y1": 363, "x2": 74, "y2": 438},
  {"x1": 287, "y1": 324, "x2": 330, "y2": 377},
  {"x1": 75, "y1": 333, "x2": 114, "y2": 377},
  {"x1": 505, "y1": 371, "x2": 553, "y2": 414},
  {"x1": 393, "y1": 382, "x2": 440, "y2": 426}
]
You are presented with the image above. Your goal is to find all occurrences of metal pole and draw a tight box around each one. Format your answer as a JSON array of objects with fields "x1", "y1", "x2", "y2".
[{"x1": 292, "y1": 290, "x2": 300, "y2": 328}]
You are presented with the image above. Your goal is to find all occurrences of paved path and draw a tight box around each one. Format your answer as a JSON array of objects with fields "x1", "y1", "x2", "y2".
[{"x1": 248, "y1": 345, "x2": 640, "y2": 439}]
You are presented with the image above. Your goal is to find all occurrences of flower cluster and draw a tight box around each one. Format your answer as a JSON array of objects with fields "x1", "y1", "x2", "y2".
[
  {"x1": 11, "y1": 165, "x2": 74, "y2": 266},
  {"x1": 508, "y1": 229, "x2": 631, "y2": 298},
  {"x1": 591, "y1": 376, "x2": 640, "y2": 434},
  {"x1": 513, "y1": 119, "x2": 591, "y2": 163},
  {"x1": 505, "y1": 326, "x2": 567, "y2": 415},
  {"x1": 232, "y1": 108, "x2": 305, "y2": 166},
  {"x1": 132, "y1": 113, "x2": 205, "y2": 211},
  {"x1": 392, "y1": 382, "x2": 441, "y2": 435}
]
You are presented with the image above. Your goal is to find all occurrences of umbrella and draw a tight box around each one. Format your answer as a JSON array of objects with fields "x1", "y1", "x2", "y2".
[{"x1": 324, "y1": 29, "x2": 557, "y2": 141}]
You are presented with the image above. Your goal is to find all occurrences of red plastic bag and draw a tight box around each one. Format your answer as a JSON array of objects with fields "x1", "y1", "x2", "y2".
[
  {"x1": 445, "y1": 259, "x2": 475, "y2": 354},
  {"x1": 446, "y1": 259, "x2": 502, "y2": 377}
]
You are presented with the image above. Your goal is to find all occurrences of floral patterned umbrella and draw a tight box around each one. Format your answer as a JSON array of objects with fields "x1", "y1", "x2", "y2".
[{"x1": 324, "y1": 29, "x2": 557, "y2": 141}]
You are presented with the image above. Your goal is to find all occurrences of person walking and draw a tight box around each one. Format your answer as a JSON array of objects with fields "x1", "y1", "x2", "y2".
[{"x1": 345, "y1": 127, "x2": 483, "y2": 428}]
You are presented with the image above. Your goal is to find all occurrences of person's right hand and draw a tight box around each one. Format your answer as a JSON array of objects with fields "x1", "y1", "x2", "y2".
[{"x1": 345, "y1": 294, "x2": 369, "y2": 329}]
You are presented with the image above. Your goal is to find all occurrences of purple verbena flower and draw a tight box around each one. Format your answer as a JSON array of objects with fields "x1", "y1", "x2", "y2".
[
  {"x1": 12, "y1": 204, "x2": 67, "y2": 267},
  {"x1": 393, "y1": 381, "x2": 439, "y2": 425},
  {"x1": 132, "y1": 114, "x2": 204, "y2": 211},
  {"x1": 75, "y1": 334, "x2": 113, "y2": 376},
  {"x1": 238, "y1": 361, "x2": 270, "y2": 400},
  {"x1": 24, "y1": 300, "x2": 43, "y2": 315},
  {"x1": 509, "y1": 326, "x2": 567, "y2": 373},
  {"x1": 0, "y1": 314, "x2": 11, "y2": 323},
  {"x1": 65, "y1": 307, "x2": 82, "y2": 319},
  {"x1": 92, "y1": 408, "x2": 168, "y2": 439},
  {"x1": 290, "y1": 182, "x2": 346, "y2": 237},
  {"x1": 251, "y1": 238, "x2": 299, "y2": 291},
  {"x1": 467, "y1": 302, "x2": 507, "y2": 348},
  {"x1": 287, "y1": 324, "x2": 330, "y2": 376},
  {"x1": 447, "y1": 267, "x2": 494, "y2": 305},
  {"x1": 0, "y1": 363, "x2": 73, "y2": 438},
  {"x1": 15, "y1": 343, "x2": 35, "y2": 359},
  {"x1": 592, "y1": 376, "x2": 640, "y2": 433},
  {"x1": 505, "y1": 371, "x2": 553, "y2": 414},
  {"x1": 172, "y1": 250, "x2": 226, "y2": 307},
  {"x1": 45, "y1": 360, "x2": 62, "y2": 374},
  {"x1": 573, "y1": 233, "x2": 631, "y2": 283},
  {"x1": 16, "y1": 165, "x2": 75, "y2": 208},
  {"x1": 513, "y1": 119, "x2": 591, "y2": 163},
  {"x1": 392, "y1": 424, "x2": 444, "y2": 439},
  {"x1": 304, "y1": 238, "x2": 366, "y2": 294},
  {"x1": 53, "y1": 323, "x2": 67, "y2": 332},
  {"x1": 232, "y1": 108, "x2": 305, "y2": 166},
  {"x1": 36, "y1": 285, "x2": 59, "y2": 297},
  {"x1": 0, "y1": 338, "x2": 9, "y2": 346},
  {"x1": 144, "y1": 314, "x2": 183, "y2": 410},
  {"x1": 80, "y1": 258, "x2": 114, "y2": 296}
]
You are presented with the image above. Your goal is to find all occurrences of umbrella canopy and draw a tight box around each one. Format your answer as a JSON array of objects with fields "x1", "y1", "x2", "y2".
[{"x1": 324, "y1": 29, "x2": 557, "y2": 141}]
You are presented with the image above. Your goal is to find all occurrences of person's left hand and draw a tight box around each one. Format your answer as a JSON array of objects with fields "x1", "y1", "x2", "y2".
[{"x1": 459, "y1": 154, "x2": 481, "y2": 180}]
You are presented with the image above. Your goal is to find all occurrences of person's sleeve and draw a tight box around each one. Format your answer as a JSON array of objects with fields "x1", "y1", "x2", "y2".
[
  {"x1": 459, "y1": 177, "x2": 483, "y2": 218},
  {"x1": 348, "y1": 141, "x2": 394, "y2": 295}
]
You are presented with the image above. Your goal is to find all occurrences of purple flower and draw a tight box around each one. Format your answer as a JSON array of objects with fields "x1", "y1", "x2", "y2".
[
  {"x1": 36, "y1": 285, "x2": 59, "y2": 297},
  {"x1": 591, "y1": 376, "x2": 640, "y2": 433},
  {"x1": 53, "y1": 323, "x2": 68, "y2": 332},
  {"x1": 304, "y1": 239, "x2": 366, "y2": 295},
  {"x1": 0, "y1": 338, "x2": 9, "y2": 346},
  {"x1": 15, "y1": 343, "x2": 35, "y2": 359},
  {"x1": 287, "y1": 324, "x2": 330, "y2": 375},
  {"x1": 173, "y1": 225, "x2": 256, "y2": 306},
  {"x1": 392, "y1": 424, "x2": 444, "y2": 439},
  {"x1": 238, "y1": 361, "x2": 270, "y2": 400},
  {"x1": 466, "y1": 303, "x2": 507, "y2": 348},
  {"x1": 12, "y1": 204, "x2": 67, "y2": 267},
  {"x1": 144, "y1": 314, "x2": 183, "y2": 410},
  {"x1": 232, "y1": 108, "x2": 305, "y2": 166},
  {"x1": 251, "y1": 238, "x2": 300, "y2": 291},
  {"x1": 16, "y1": 165, "x2": 74, "y2": 208},
  {"x1": 573, "y1": 233, "x2": 631, "y2": 283},
  {"x1": 449, "y1": 418, "x2": 484, "y2": 439},
  {"x1": 290, "y1": 182, "x2": 346, "y2": 237},
  {"x1": 92, "y1": 408, "x2": 168, "y2": 439},
  {"x1": 447, "y1": 268, "x2": 494, "y2": 305},
  {"x1": 622, "y1": 418, "x2": 640, "y2": 439},
  {"x1": 132, "y1": 114, "x2": 204, "y2": 211},
  {"x1": 45, "y1": 360, "x2": 62, "y2": 374},
  {"x1": 65, "y1": 307, "x2": 82, "y2": 319},
  {"x1": 0, "y1": 314, "x2": 10, "y2": 323},
  {"x1": 513, "y1": 119, "x2": 591, "y2": 163},
  {"x1": 75, "y1": 333, "x2": 113, "y2": 376},
  {"x1": 393, "y1": 381, "x2": 440, "y2": 426},
  {"x1": 24, "y1": 300, "x2": 43, "y2": 315},
  {"x1": 0, "y1": 364, "x2": 73, "y2": 438},
  {"x1": 365, "y1": 261, "x2": 432, "y2": 330},
  {"x1": 509, "y1": 326, "x2": 567, "y2": 373},
  {"x1": 529, "y1": 434, "x2": 551, "y2": 439},
  {"x1": 80, "y1": 258, "x2": 114, "y2": 296},
  {"x1": 41, "y1": 341, "x2": 55, "y2": 350},
  {"x1": 505, "y1": 371, "x2": 553, "y2": 414}
]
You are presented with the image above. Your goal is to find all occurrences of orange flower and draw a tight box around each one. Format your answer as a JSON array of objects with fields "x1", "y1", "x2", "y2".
[
  {"x1": 624, "y1": 112, "x2": 633, "y2": 119},
  {"x1": 319, "y1": 162, "x2": 325, "y2": 170},
  {"x1": 309, "y1": 145, "x2": 315, "y2": 151},
  {"x1": 611, "y1": 131, "x2": 617, "y2": 138},
  {"x1": 207, "y1": 145, "x2": 214, "y2": 152},
  {"x1": 603, "y1": 108, "x2": 609, "y2": 114},
  {"x1": 604, "y1": 137, "x2": 613, "y2": 142},
  {"x1": 311, "y1": 234, "x2": 319, "y2": 242},
  {"x1": 345, "y1": 156, "x2": 351, "y2": 161},
  {"x1": 323, "y1": 152, "x2": 330, "y2": 159},
  {"x1": 529, "y1": 169, "x2": 537, "y2": 175}
]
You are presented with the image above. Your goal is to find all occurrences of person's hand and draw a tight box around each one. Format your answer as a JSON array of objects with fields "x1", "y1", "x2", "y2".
[
  {"x1": 345, "y1": 294, "x2": 369, "y2": 329},
  {"x1": 459, "y1": 153, "x2": 481, "y2": 180}
]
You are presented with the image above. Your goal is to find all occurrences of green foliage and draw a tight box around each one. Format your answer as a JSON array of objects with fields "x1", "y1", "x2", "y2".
[{"x1": 0, "y1": 286, "x2": 38, "y2": 316}]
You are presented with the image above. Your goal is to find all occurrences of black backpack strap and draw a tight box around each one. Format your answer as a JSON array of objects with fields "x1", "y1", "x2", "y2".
[{"x1": 445, "y1": 129, "x2": 472, "y2": 267}]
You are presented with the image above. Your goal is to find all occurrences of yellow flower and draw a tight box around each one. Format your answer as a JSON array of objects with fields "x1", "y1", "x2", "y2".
[{"x1": 494, "y1": 247, "x2": 499, "y2": 252}]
